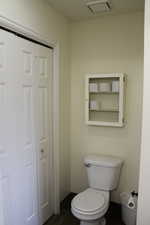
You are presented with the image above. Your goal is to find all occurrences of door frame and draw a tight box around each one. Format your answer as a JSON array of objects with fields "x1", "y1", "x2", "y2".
[
  {"x1": 0, "y1": 14, "x2": 60, "y2": 215},
  {"x1": 137, "y1": 0, "x2": 150, "y2": 224}
]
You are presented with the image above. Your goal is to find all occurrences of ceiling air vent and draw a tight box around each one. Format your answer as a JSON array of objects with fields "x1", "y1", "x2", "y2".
[{"x1": 85, "y1": 0, "x2": 111, "y2": 14}]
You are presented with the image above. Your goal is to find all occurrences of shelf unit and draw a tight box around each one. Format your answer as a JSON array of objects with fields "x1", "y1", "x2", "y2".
[{"x1": 85, "y1": 73, "x2": 125, "y2": 127}]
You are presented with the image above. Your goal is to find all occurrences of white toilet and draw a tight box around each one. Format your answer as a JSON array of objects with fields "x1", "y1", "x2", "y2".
[{"x1": 71, "y1": 154, "x2": 123, "y2": 225}]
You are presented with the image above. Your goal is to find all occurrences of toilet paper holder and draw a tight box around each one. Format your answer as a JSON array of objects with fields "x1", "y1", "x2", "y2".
[
  {"x1": 127, "y1": 191, "x2": 138, "y2": 209},
  {"x1": 131, "y1": 191, "x2": 138, "y2": 197}
]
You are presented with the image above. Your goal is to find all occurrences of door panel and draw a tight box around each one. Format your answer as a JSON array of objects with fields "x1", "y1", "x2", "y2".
[
  {"x1": 37, "y1": 47, "x2": 53, "y2": 224},
  {"x1": 23, "y1": 87, "x2": 33, "y2": 146},
  {"x1": 0, "y1": 29, "x2": 53, "y2": 225},
  {"x1": 39, "y1": 57, "x2": 47, "y2": 78},
  {"x1": 22, "y1": 85, "x2": 37, "y2": 225},
  {"x1": 0, "y1": 30, "x2": 16, "y2": 225},
  {"x1": 39, "y1": 87, "x2": 47, "y2": 140},
  {"x1": 23, "y1": 50, "x2": 32, "y2": 76}
]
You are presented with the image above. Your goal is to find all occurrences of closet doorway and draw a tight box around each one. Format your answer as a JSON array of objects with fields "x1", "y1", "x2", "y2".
[{"x1": 0, "y1": 26, "x2": 57, "y2": 225}]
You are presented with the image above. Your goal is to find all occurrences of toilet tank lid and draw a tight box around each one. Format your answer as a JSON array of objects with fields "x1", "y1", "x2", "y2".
[{"x1": 84, "y1": 155, "x2": 123, "y2": 168}]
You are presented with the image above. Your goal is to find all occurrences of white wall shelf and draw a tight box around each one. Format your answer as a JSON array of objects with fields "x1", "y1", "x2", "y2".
[
  {"x1": 85, "y1": 73, "x2": 125, "y2": 127},
  {"x1": 90, "y1": 92, "x2": 119, "y2": 94},
  {"x1": 90, "y1": 109, "x2": 119, "y2": 112}
]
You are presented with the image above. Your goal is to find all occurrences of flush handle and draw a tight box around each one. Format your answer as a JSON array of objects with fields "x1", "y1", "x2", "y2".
[
  {"x1": 84, "y1": 163, "x2": 91, "y2": 167},
  {"x1": 41, "y1": 149, "x2": 44, "y2": 153}
]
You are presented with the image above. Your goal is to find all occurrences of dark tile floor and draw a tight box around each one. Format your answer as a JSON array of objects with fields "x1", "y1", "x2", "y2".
[{"x1": 45, "y1": 193, "x2": 125, "y2": 225}]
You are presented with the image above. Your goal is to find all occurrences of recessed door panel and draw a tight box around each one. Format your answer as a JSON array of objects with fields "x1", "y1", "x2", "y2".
[
  {"x1": 0, "y1": 83, "x2": 5, "y2": 155},
  {"x1": 39, "y1": 87, "x2": 48, "y2": 141},
  {"x1": 0, "y1": 176, "x2": 10, "y2": 225},
  {"x1": 39, "y1": 57, "x2": 47, "y2": 78},
  {"x1": 23, "y1": 51, "x2": 32, "y2": 76},
  {"x1": 22, "y1": 85, "x2": 37, "y2": 224},
  {"x1": 40, "y1": 157, "x2": 48, "y2": 207},
  {"x1": 25, "y1": 165, "x2": 35, "y2": 220},
  {"x1": 0, "y1": 42, "x2": 5, "y2": 69},
  {"x1": 23, "y1": 86, "x2": 33, "y2": 145}
]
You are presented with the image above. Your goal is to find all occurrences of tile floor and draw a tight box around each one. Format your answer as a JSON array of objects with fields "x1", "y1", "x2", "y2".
[{"x1": 45, "y1": 193, "x2": 125, "y2": 225}]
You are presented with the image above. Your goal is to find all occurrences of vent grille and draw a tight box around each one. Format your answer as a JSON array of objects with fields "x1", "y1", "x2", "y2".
[{"x1": 85, "y1": 0, "x2": 111, "y2": 14}]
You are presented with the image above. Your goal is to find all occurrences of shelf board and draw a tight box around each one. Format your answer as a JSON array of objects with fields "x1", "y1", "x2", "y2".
[
  {"x1": 86, "y1": 120, "x2": 123, "y2": 127},
  {"x1": 89, "y1": 91, "x2": 119, "y2": 94},
  {"x1": 90, "y1": 109, "x2": 119, "y2": 112}
]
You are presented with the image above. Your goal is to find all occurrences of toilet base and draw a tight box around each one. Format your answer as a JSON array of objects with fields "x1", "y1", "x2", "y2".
[{"x1": 80, "y1": 217, "x2": 106, "y2": 225}]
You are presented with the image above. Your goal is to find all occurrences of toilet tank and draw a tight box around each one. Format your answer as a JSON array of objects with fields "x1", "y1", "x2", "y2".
[{"x1": 84, "y1": 155, "x2": 123, "y2": 191}]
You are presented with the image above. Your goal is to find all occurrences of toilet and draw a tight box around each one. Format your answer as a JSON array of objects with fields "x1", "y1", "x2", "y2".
[{"x1": 71, "y1": 154, "x2": 123, "y2": 225}]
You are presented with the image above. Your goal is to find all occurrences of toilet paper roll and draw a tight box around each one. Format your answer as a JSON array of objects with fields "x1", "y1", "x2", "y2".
[
  {"x1": 127, "y1": 196, "x2": 136, "y2": 209},
  {"x1": 112, "y1": 81, "x2": 119, "y2": 92},
  {"x1": 99, "y1": 82, "x2": 111, "y2": 92},
  {"x1": 90, "y1": 100, "x2": 100, "y2": 111},
  {"x1": 89, "y1": 83, "x2": 98, "y2": 93}
]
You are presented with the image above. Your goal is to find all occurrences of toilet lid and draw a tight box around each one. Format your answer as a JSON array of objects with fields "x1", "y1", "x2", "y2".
[{"x1": 72, "y1": 188, "x2": 106, "y2": 213}]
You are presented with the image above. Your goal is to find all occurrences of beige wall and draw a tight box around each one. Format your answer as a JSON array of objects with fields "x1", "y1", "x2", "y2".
[
  {"x1": 0, "y1": 1, "x2": 144, "y2": 205},
  {"x1": 70, "y1": 12, "x2": 144, "y2": 202},
  {"x1": 0, "y1": 0, "x2": 70, "y2": 201}
]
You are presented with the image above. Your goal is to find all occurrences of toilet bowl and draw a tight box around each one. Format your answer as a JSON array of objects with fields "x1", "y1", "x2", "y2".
[
  {"x1": 71, "y1": 154, "x2": 123, "y2": 225},
  {"x1": 71, "y1": 188, "x2": 109, "y2": 225}
]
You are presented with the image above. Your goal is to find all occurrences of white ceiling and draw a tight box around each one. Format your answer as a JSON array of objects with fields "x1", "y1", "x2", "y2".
[{"x1": 47, "y1": 0, "x2": 144, "y2": 21}]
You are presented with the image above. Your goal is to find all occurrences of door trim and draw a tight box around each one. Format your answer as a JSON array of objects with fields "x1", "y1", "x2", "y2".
[
  {"x1": 0, "y1": 14, "x2": 60, "y2": 215},
  {"x1": 137, "y1": 1, "x2": 148, "y2": 224}
]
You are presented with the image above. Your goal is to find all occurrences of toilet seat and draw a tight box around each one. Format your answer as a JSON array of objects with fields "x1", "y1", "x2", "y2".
[{"x1": 71, "y1": 188, "x2": 109, "y2": 221}]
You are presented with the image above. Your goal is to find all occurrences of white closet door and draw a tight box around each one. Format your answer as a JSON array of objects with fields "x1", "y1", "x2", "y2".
[
  {"x1": 0, "y1": 29, "x2": 14, "y2": 225},
  {"x1": 14, "y1": 37, "x2": 39, "y2": 225},
  {"x1": 0, "y1": 29, "x2": 53, "y2": 225},
  {"x1": 35, "y1": 45, "x2": 53, "y2": 224},
  {"x1": 0, "y1": 30, "x2": 39, "y2": 225}
]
